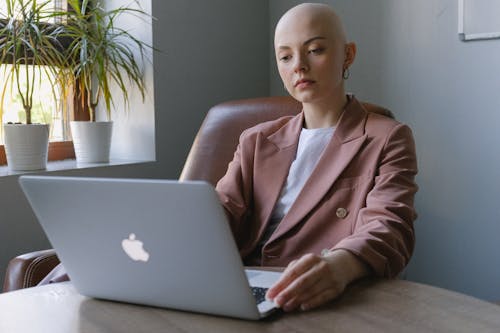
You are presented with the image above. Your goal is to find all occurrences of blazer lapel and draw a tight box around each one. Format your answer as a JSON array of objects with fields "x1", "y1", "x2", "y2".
[
  {"x1": 268, "y1": 97, "x2": 369, "y2": 243},
  {"x1": 252, "y1": 113, "x2": 304, "y2": 233}
]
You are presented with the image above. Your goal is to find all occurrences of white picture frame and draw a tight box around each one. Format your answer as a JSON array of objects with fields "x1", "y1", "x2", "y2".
[{"x1": 458, "y1": 0, "x2": 500, "y2": 41}]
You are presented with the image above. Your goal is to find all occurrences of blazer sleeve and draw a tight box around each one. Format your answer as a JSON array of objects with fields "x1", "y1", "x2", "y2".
[
  {"x1": 332, "y1": 123, "x2": 418, "y2": 278},
  {"x1": 215, "y1": 129, "x2": 255, "y2": 244}
]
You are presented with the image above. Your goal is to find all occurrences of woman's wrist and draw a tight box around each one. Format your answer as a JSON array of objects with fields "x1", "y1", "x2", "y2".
[{"x1": 322, "y1": 249, "x2": 370, "y2": 285}]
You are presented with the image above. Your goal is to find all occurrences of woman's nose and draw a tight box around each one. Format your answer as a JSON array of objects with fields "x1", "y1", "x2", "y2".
[{"x1": 293, "y1": 55, "x2": 308, "y2": 73}]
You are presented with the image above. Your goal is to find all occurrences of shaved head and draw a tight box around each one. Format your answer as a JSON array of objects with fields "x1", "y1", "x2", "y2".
[
  {"x1": 272, "y1": 2, "x2": 356, "y2": 115},
  {"x1": 274, "y1": 3, "x2": 347, "y2": 47}
]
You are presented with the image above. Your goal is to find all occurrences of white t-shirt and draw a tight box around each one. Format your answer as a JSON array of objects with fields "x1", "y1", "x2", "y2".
[{"x1": 271, "y1": 126, "x2": 335, "y2": 219}]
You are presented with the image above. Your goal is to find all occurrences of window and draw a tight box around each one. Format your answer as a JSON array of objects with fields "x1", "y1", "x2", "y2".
[
  {"x1": 0, "y1": 64, "x2": 70, "y2": 142},
  {"x1": 0, "y1": 0, "x2": 65, "y2": 23},
  {"x1": 0, "y1": 0, "x2": 81, "y2": 164}
]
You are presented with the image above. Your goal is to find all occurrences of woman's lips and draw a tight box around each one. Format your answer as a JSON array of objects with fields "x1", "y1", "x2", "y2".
[{"x1": 294, "y1": 79, "x2": 315, "y2": 88}]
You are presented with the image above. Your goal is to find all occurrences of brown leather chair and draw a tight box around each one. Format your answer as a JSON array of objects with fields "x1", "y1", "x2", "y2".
[{"x1": 2, "y1": 96, "x2": 393, "y2": 292}]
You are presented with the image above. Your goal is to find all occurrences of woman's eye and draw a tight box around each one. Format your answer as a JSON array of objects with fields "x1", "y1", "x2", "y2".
[
  {"x1": 280, "y1": 55, "x2": 292, "y2": 62},
  {"x1": 308, "y1": 47, "x2": 324, "y2": 55}
]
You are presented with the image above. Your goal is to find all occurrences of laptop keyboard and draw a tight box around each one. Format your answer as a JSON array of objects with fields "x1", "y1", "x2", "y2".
[{"x1": 251, "y1": 287, "x2": 269, "y2": 304}]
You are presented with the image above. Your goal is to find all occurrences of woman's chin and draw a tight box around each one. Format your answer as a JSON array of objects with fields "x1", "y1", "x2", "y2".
[{"x1": 292, "y1": 93, "x2": 320, "y2": 104}]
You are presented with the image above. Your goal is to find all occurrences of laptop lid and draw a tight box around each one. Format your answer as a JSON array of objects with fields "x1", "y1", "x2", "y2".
[{"x1": 19, "y1": 175, "x2": 279, "y2": 320}]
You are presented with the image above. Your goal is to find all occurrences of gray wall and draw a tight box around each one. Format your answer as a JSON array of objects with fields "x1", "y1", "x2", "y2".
[
  {"x1": 153, "y1": 0, "x2": 270, "y2": 177},
  {"x1": 271, "y1": 0, "x2": 500, "y2": 301},
  {"x1": 0, "y1": 0, "x2": 269, "y2": 287}
]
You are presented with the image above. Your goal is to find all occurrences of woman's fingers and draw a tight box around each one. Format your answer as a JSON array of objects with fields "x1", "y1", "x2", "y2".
[
  {"x1": 267, "y1": 254, "x2": 343, "y2": 311},
  {"x1": 266, "y1": 250, "x2": 369, "y2": 312},
  {"x1": 276, "y1": 266, "x2": 323, "y2": 310},
  {"x1": 266, "y1": 256, "x2": 313, "y2": 299},
  {"x1": 282, "y1": 262, "x2": 341, "y2": 311}
]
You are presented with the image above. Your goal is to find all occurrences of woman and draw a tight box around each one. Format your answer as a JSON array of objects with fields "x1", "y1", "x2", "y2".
[
  {"x1": 40, "y1": 2, "x2": 417, "y2": 314},
  {"x1": 215, "y1": 3, "x2": 418, "y2": 312}
]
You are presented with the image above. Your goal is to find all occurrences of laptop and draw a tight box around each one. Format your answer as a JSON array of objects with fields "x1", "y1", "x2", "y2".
[{"x1": 19, "y1": 175, "x2": 281, "y2": 320}]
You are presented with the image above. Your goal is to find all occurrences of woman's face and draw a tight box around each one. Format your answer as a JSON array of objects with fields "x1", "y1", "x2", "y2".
[{"x1": 274, "y1": 11, "x2": 354, "y2": 105}]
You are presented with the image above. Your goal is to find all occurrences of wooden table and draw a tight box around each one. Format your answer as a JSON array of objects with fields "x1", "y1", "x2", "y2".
[{"x1": 1, "y1": 279, "x2": 500, "y2": 332}]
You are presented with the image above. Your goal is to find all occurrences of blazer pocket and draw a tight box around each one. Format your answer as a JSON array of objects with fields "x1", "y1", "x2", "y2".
[{"x1": 333, "y1": 173, "x2": 373, "y2": 190}]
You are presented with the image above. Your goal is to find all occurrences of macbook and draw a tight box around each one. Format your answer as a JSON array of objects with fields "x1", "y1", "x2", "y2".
[{"x1": 19, "y1": 175, "x2": 281, "y2": 320}]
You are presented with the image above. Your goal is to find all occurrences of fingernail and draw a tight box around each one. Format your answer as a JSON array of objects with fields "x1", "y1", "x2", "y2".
[{"x1": 300, "y1": 304, "x2": 308, "y2": 311}]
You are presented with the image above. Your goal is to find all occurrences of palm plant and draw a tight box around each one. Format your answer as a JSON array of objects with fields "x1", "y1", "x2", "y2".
[
  {"x1": 0, "y1": 0, "x2": 66, "y2": 125},
  {"x1": 63, "y1": 0, "x2": 150, "y2": 122}
]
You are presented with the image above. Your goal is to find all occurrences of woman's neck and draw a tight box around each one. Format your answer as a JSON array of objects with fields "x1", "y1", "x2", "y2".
[{"x1": 302, "y1": 93, "x2": 349, "y2": 129}]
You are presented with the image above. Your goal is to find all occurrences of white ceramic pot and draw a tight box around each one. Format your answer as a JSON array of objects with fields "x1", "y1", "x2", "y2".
[
  {"x1": 70, "y1": 121, "x2": 113, "y2": 163},
  {"x1": 3, "y1": 123, "x2": 50, "y2": 171}
]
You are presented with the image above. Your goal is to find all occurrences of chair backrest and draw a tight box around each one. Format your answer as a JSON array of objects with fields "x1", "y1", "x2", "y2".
[
  {"x1": 180, "y1": 96, "x2": 393, "y2": 186},
  {"x1": 2, "y1": 96, "x2": 392, "y2": 293}
]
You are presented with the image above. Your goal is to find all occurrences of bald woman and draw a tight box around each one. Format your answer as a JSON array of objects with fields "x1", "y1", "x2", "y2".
[
  {"x1": 39, "y1": 2, "x2": 418, "y2": 314},
  {"x1": 216, "y1": 3, "x2": 418, "y2": 311}
]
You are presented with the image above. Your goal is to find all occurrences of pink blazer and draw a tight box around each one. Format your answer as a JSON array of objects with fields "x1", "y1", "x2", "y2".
[{"x1": 216, "y1": 96, "x2": 418, "y2": 278}]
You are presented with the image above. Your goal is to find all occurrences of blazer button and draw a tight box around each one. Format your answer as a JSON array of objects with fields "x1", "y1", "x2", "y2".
[{"x1": 336, "y1": 207, "x2": 348, "y2": 219}]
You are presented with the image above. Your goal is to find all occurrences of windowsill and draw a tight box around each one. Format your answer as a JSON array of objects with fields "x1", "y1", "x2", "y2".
[{"x1": 0, "y1": 159, "x2": 155, "y2": 177}]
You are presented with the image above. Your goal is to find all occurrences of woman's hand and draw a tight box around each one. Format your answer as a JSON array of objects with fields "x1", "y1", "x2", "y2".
[{"x1": 265, "y1": 249, "x2": 370, "y2": 312}]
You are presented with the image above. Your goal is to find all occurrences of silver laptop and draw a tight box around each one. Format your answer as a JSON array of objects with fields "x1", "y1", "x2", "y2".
[{"x1": 19, "y1": 175, "x2": 281, "y2": 320}]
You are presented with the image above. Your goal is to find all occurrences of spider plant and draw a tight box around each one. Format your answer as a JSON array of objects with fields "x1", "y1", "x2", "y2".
[
  {"x1": 0, "y1": 0, "x2": 66, "y2": 125},
  {"x1": 63, "y1": 0, "x2": 151, "y2": 122}
]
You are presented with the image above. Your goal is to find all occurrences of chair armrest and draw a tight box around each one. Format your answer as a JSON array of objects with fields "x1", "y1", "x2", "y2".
[{"x1": 3, "y1": 249, "x2": 60, "y2": 292}]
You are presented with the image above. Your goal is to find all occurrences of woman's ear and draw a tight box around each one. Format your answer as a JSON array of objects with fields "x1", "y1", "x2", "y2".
[{"x1": 344, "y1": 42, "x2": 357, "y2": 68}]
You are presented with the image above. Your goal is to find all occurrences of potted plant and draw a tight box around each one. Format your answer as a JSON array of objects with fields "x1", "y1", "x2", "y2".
[
  {"x1": 62, "y1": 0, "x2": 150, "y2": 163},
  {"x1": 0, "y1": 0, "x2": 66, "y2": 171}
]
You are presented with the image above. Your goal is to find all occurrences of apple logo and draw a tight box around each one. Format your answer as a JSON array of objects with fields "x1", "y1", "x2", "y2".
[{"x1": 121, "y1": 233, "x2": 150, "y2": 262}]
